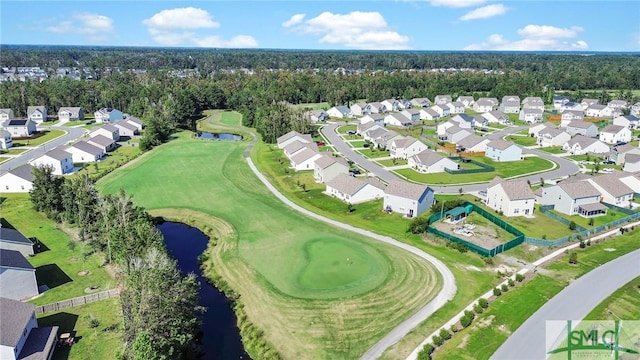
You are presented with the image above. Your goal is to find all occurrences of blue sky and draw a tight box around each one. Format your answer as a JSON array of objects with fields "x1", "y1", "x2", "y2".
[{"x1": 1, "y1": 1, "x2": 639, "y2": 51}]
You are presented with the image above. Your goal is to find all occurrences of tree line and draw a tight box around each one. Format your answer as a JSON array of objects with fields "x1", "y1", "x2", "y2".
[{"x1": 30, "y1": 166, "x2": 204, "y2": 360}]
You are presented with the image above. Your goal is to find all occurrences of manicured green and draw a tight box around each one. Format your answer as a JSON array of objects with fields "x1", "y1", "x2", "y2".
[
  {"x1": 505, "y1": 135, "x2": 537, "y2": 146},
  {"x1": 0, "y1": 156, "x2": 10, "y2": 163},
  {"x1": 73, "y1": 145, "x2": 141, "y2": 180},
  {"x1": 38, "y1": 298, "x2": 123, "y2": 360},
  {"x1": 63, "y1": 120, "x2": 94, "y2": 127},
  {"x1": 537, "y1": 146, "x2": 565, "y2": 154},
  {"x1": 358, "y1": 148, "x2": 391, "y2": 157},
  {"x1": 337, "y1": 124, "x2": 357, "y2": 134},
  {"x1": 0, "y1": 147, "x2": 29, "y2": 155},
  {"x1": 377, "y1": 158, "x2": 408, "y2": 166},
  {"x1": 549, "y1": 209, "x2": 632, "y2": 229},
  {"x1": 348, "y1": 140, "x2": 367, "y2": 148},
  {"x1": 13, "y1": 129, "x2": 66, "y2": 146},
  {"x1": 1, "y1": 194, "x2": 115, "y2": 305},
  {"x1": 585, "y1": 276, "x2": 640, "y2": 321}
]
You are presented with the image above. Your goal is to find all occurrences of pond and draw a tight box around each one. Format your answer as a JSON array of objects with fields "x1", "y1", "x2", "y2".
[
  {"x1": 158, "y1": 222, "x2": 250, "y2": 360},
  {"x1": 197, "y1": 132, "x2": 243, "y2": 141}
]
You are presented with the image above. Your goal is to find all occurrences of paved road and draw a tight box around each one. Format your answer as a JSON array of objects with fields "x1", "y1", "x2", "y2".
[
  {"x1": 321, "y1": 123, "x2": 580, "y2": 194},
  {"x1": 492, "y1": 248, "x2": 640, "y2": 360},
  {"x1": 243, "y1": 133, "x2": 457, "y2": 360},
  {"x1": 0, "y1": 125, "x2": 86, "y2": 171}
]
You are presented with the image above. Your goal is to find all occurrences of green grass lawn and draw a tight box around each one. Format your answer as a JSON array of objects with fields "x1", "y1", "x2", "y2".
[
  {"x1": 0, "y1": 194, "x2": 115, "y2": 305},
  {"x1": 358, "y1": 148, "x2": 391, "y2": 158},
  {"x1": 549, "y1": 209, "x2": 631, "y2": 229},
  {"x1": 63, "y1": 120, "x2": 94, "y2": 127},
  {"x1": 537, "y1": 146, "x2": 565, "y2": 154},
  {"x1": 96, "y1": 127, "x2": 443, "y2": 359},
  {"x1": 0, "y1": 156, "x2": 10, "y2": 163},
  {"x1": 585, "y1": 276, "x2": 640, "y2": 321},
  {"x1": 505, "y1": 135, "x2": 538, "y2": 147},
  {"x1": 348, "y1": 140, "x2": 367, "y2": 148},
  {"x1": 568, "y1": 154, "x2": 606, "y2": 162},
  {"x1": 14, "y1": 129, "x2": 66, "y2": 146},
  {"x1": 0, "y1": 147, "x2": 29, "y2": 155},
  {"x1": 73, "y1": 144, "x2": 141, "y2": 181},
  {"x1": 377, "y1": 158, "x2": 408, "y2": 166},
  {"x1": 38, "y1": 298, "x2": 123, "y2": 360},
  {"x1": 337, "y1": 124, "x2": 357, "y2": 134}
]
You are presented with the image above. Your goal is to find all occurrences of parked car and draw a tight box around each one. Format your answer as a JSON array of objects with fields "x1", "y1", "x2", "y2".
[
  {"x1": 347, "y1": 130, "x2": 356, "y2": 135},
  {"x1": 316, "y1": 141, "x2": 325, "y2": 146},
  {"x1": 349, "y1": 168, "x2": 361, "y2": 175}
]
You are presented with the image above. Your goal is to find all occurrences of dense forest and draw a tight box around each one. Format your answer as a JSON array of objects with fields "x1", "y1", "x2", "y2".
[{"x1": 1, "y1": 46, "x2": 639, "y2": 143}]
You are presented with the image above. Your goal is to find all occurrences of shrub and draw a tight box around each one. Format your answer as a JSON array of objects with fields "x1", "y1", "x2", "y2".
[
  {"x1": 542, "y1": 234, "x2": 547, "y2": 240},
  {"x1": 515, "y1": 273, "x2": 525, "y2": 282},
  {"x1": 408, "y1": 216, "x2": 430, "y2": 234},
  {"x1": 439, "y1": 328, "x2": 452, "y2": 341},
  {"x1": 450, "y1": 324, "x2": 458, "y2": 333},
  {"x1": 569, "y1": 252, "x2": 578, "y2": 264},
  {"x1": 460, "y1": 310, "x2": 475, "y2": 328},
  {"x1": 478, "y1": 298, "x2": 489, "y2": 309},
  {"x1": 483, "y1": 257, "x2": 494, "y2": 265},
  {"x1": 586, "y1": 239, "x2": 591, "y2": 246},
  {"x1": 87, "y1": 314, "x2": 100, "y2": 328},
  {"x1": 569, "y1": 221, "x2": 577, "y2": 230},
  {"x1": 588, "y1": 218, "x2": 594, "y2": 226},
  {"x1": 501, "y1": 284, "x2": 509, "y2": 292},
  {"x1": 493, "y1": 287, "x2": 502, "y2": 296},
  {"x1": 474, "y1": 304, "x2": 484, "y2": 314},
  {"x1": 579, "y1": 240, "x2": 586, "y2": 248},
  {"x1": 417, "y1": 344, "x2": 434, "y2": 360},
  {"x1": 508, "y1": 278, "x2": 515, "y2": 287},
  {"x1": 432, "y1": 334, "x2": 443, "y2": 346}
]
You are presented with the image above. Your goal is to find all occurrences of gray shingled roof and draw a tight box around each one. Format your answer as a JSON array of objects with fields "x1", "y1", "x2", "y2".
[
  {"x1": 366, "y1": 128, "x2": 388, "y2": 139},
  {"x1": 601, "y1": 125, "x2": 626, "y2": 134},
  {"x1": 490, "y1": 179, "x2": 534, "y2": 201},
  {"x1": 0, "y1": 228, "x2": 33, "y2": 245},
  {"x1": 88, "y1": 134, "x2": 115, "y2": 147},
  {"x1": 624, "y1": 153, "x2": 640, "y2": 164},
  {"x1": 475, "y1": 99, "x2": 493, "y2": 106},
  {"x1": 566, "y1": 135, "x2": 601, "y2": 149},
  {"x1": 558, "y1": 181, "x2": 601, "y2": 199},
  {"x1": 411, "y1": 150, "x2": 448, "y2": 167},
  {"x1": 0, "y1": 249, "x2": 34, "y2": 269},
  {"x1": 326, "y1": 173, "x2": 369, "y2": 196},
  {"x1": 567, "y1": 121, "x2": 596, "y2": 129},
  {"x1": 290, "y1": 148, "x2": 319, "y2": 165},
  {"x1": 284, "y1": 140, "x2": 316, "y2": 155},
  {"x1": 101, "y1": 124, "x2": 119, "y2": 132},
  {"x1": 393, "y1": 136, "x2": 421, "y2": 149},
  {"x1": 315, "y1": 154, "x2": 348, "y2": 169},
  {"x1": 540, "y1": 128, "x2": 568, "y2": 138},
  {"x1": 562, "y1": 110, "x2": 584, "y2": 118},
  {"x1": 114, "y1": 120, "x2": 138, "y2": 131},
  {"x1": 487, "y1": 139, "x2": 516, "y2": 151},
  {"x1": 8, "y1": 164, "x2": 35, "y2": 182},
  {"x1": 26, "y1": 106, "x2": 45, "y2": 115},
  {"x1": 0, "y1": 108, "x2": 13, "y2": 115},
  {"x1": 456, "y1": 134, "x2": 487, "y2": 148},
  {"x1": 43, "y1": 148, "x2": 71, "y2": 161},
  {"x1": 69, "y1": 141, "x2": 102, "y2": 156},
  {"x1": 386, "y1": 180, "x2": 431, "y2": 201},
  {"x1": 277, "y1": 130, "x2": 304, "y2": 144},
  {"x1": 588, "y1": 174, "x2": 634, "y2": 197},
  {"x1": 422, "y1": 108, "x2": 439, "y2": 116},
  {"x1": 0, "y1": 297, "x2": 36, "y2": 347}
]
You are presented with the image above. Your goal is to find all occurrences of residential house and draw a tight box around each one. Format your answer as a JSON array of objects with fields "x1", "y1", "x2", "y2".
[
  {"x1": 485, "y1": 140, "x2": 522, "y2": 162},
  {"x1": 327, "y1": 106, "x2": 352, "y2": 118},
  {"x1": 363, "y1": 128, "x2": 388, "y2": 142},
  {"x1": 304, "y1": 109, "x2": 329, "y2": 123},
  {"x1": 580, "y1": 98, "x2": 599, "y2": 108},
  {"x1": 383, "y1": 180, "x2": 434, "y2": 218},
  {"x1": 64, "y1": 141, "x2": 104, "y2": 163},
  {"x1": 538, "y1": 128, "x2": 571, "y2": 147},
  {"x1": 57, "y1": 106, "x2": 84, "y2": 121},
  {"x1": 519, "y1": 108, "x2": 543, "y2": 123},
  {"x1": 599, "y1": 125, "x2": 631, "y2": 144},
  {"x1": 613, "y1": 115, "x2": 640, "y2": 130},
  {"x1": 450, "y1": 114, "x2": 475, "y2": 130},
  {"x1": 563, "y1": 135, "x2": 610, "y2": 155},
  {"x1": 384, "y1": 113, "x2": 413, "y2": 127},
  {"x1": 431, "y1": 104, "x2": 450, "y2": 117},
  {"x1": 0, "y1": 108, "x2": 14, "y2": 122},
  {"x1": 609, "y1": 144, "x2": 640, "y2": 165},
  {"x1": 26, "y1": 106, "x2": 47, "y2": 124},
  {"x1": 560, "y1": 110, "x2": 585, "y2": 127},
  {"x1": 368, "y1": 102, "x2": 387, "y2": 114},
  {"x1": 401, "y1": 109, "x2": 420, "y2": 122},
  {"x1": 456, "y1": 96, "x2": 475, "y2": 108},
  {"x1": 539, "y1": 180, "x2": 605, "y2": 217},
  {"x1": 566, "y1": 121, "x2": 598, "y2": 137},
  {"x1": 389, "y1": 137, "x2": 428, "y2": 159},
  {"x1": 632, "y1": 102, "x2": 640, "y2": 117},
  {"x1": 437, "y1": 120, "x2": 457, "y2": 138},
  {"x1": 410, "y1": 97, "x2": 432, "y2": 108},
  {"x1": 529, "y1": 122, "x2": 555, "y2": 137},
  {"x1": 350, "y1": 103, "x2": 371, "y2": 117},
  {"x1": 499, "y1": 96, "x2": 521, "y2": 113},
  {"x1": 90, "y1": 124, "x2": 120, "y2": 141},
  {"x1": 398, "y1": 99, "x2": 413, "y2": 110},
  {"x1": 357, "y1": 121, "x2": 384, "y2": 136},
  {"x1": 290, "y1": 148, "x2": 322, "y2": 171},
  {"x1": 359, "y1": 113, "x2": 385, "y2": 126},
  {"x1": 0, "y1": 297, "x2": 58, "y2": 360},
  {"x1": 607, "y1": 100, "x2": 628, "y2": 110},
  {"x1": 618, "y1": 172, "x2": 640, "y2": 192},
  {"x1": 381, "y1": 99, "x2": 400, "y2": 112},
  {"x1": 444, "y1": 126, "x2": 473, "y2": 144},
  {"x1": 585, "y1": 104, "x2": 609, "y2": 118},
  {"x1": 0, "y1": 130, "x2": 12, "y2": 149},
  {"x1": 30, "y1": 149, "x2": 73, "y2": 175},
  {"x1": 586, "y1": 174, "x2": 634, "y2": 207},
  {"x1": 372, "y1": 130, "x2": 404, "y2": 150},
  {"x1": 553, "y1": 95, "x2": 571, "y2": 109},
  {"x1": 622, "y1": 154, "x2": 640, "y2": 173},
  {"x1": 94, "y1": 108, "x2": 124, "y2": 123},
  {"x1": 87, "y1": 134, "x2": 117, "y2": 153},
  {"x1": 408, "y1": 150, "x2": 457, "y2": 173},
  {"x1": 522, "y1": 97, "x2": 544, "y2": 110},
  {"x1": 485, "y1": 177, "x2": 535, "y2": 217},
  {"x1": 0, "y1": 249, "x2": 38, "y2": 300},
  {"x1": 434, "y1": 95, "x2": 452, "y2": 105},
  {"x1": 0, "y1": 227, "x2": 34, "y2": 257},
  {"x1": 474, "y1": 98, "x2": 497, "y2": 113},
  {"x1": 0, "y1": 164, "x2": 34, "y2": 193},
  {"x1": 446, "y1": 101, "x2": 465, "y2": 114},
  {"x1": 124, "y1": 116, "x2": 144, "y2": 130},
  {"x1": 276, "y1": 130, "x2": 313, "y2": 149},
  {"x1": 419, "y1": 108, "x2": 440, "y2": 121},
  {"x1": 284, "y1": 140, "x2": 318, "y2": 158},
  {"x1": 113, "y1": 120, "x2": 139, "y2": 138},
  {"x1": 326, "y1": 173, "x2": 386, "y2": 204},
  {"x1": 456, "y1": 135, "x2": 490, "y2": 153},
  {"x1": 482, "y1": 110, "x2": 509, "y2": 125},
  {"x1": 313, "y1": 154, "x2": 349, "y2": 183},
  {"x1": 561, "y1": 102, "x2": 585, "y2": 112},
  {"x1": 5, "y1": 119, "x2": 36, "y2": 138},
  {"x1": 473, "y1": 115, "x2": 488, "y2": 128}
]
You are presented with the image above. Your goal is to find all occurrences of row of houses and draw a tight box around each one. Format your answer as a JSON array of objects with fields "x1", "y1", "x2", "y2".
[
  {"x1": 553, "y1": 96, "x2": 634, "y2": 118},
  {"x1": 0, "y1": 106, "x2": 137, "y2": 125}
]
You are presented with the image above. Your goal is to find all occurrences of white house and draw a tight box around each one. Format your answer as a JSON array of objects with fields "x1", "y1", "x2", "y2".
[
  {"x1": 613, "y1": 115, "x2": 640, "y2": 130},
  {"x1": 372, "y1": 131, "x2": 404, "y2": 150},
  {"x1": 124, "y1": 116, "x2": 144, "y2": 130},
  {"x1": 599, "y1": 125, "x2": 632, "y2": 145},
  {"x1": 91, "y1": 124, "x2": 120, "y2": 141},
  {"x1": 87, "y1": 134, "x2": 117, "y2": 153},
  {"x1": 30, "y1": 149, "x2": 74, "y2": 175},
  {"x1": 473, "y1": 99, "x2": 496, "y2": 113},
  {"x1": 383, "y1": 180, "x2": 434, "y2": 218},
  {"x1": 607, "y1": 100, "x2": 628, "y2": 110},
  {"x1": 560, "y1": 110, "x2": 584, "y2": 127},
  {"x1": 398, "y1": 99, "x2": 412, "y2": 110},
  {"x1": 586, "y1": 174, "x2": 634, "y2": 207},
  {"x1": 437, "y1": 120, "x2": 457, "y2": 138},
  {"x1": 276, "y1": 130, "x2": 313, "y2": 149},
  {"x1": 26, "y1": 106, "x2": 47, "y2": 124},
  {"x1": 538, "y1": 128, "x2": 571, "y2": 147},
  {"x1": 518, "y1": 108, "x2": 543, "y2": 123},
  {"x1": 446, "y1": 101, "x2": 465, "y2": 114},
  {"x1": 456, "y1": 96, "x2": 475, "y2": 108},
  {"x1": 431, "y1": 104, "x2": 450, "y2": 117},
  {"x1": 113, "y1": 120, "x2": 139, "y2": 138},
  {"x1": 456, "y1": 135, "x2": 490, "y2": 153},
  {"x1": 563, "y1": 135, "x2": 610, "y2": 155},
  {"x1": 359, "y1": 114, "x2": 385, "y2": 126},
  {"x1": 65, "y1": 141, "x2": 105, "y2": 163},
  {"x1": 325, "y1": 173, "x2": 386, "y2": 204},
  {"x1": 622, "y1": 154, "x2": 640, "y2": 173},
  {"x1": 313, "y1": 154, "x2": 349, "y2": 183},
  {"x1": 0, "y1": 228, "x2": 34, "y2": 257},
  {"x1": 0, "y1": 130, "x2": 12, "y2": 150},
  {"x1": 290, "y1": 148, "x2": 322, "y2": 171},
  {"x1": 618, "y1": 172, "x2": 640, "y2": 193},
  {"x1": 561, "y1": 102, "x2": 585, "y2": 112},
  {"x1": 522, "y1": 97, "x2": 544, "y2": 110},
  {"x1": 499, "y1": 96, "x2": 521, "y2": 114},
  {"x1": 327, "y1": 106, "x2": 352, "y2": 118},
  {"x1": 304, "y1": 109, "x2": 329, "y2": 123},
  {"x1": 485, "y1": 177, "x2": 535, "y2": 217},
  {"x1": 0, "y1": 249, "x2": 38, "y2": 301},
  {"x1": 384, "y1": 113, "x2": 413, "y2": 127},
  {"x1": 566, "y1": 121, "x2": 598, "y2": 137},
  {"x1": 408, "y1": 151, "x2": 457, "y2": 173},
  {"x1": 389, "y1": 137, "x2": 428, "y2": 159},
  {"x1": 57, "y1": 106, "x2": 84, "y2": 121},
  {"x1": 585, "y1": 104, "x2": 609, "y2": 118},
  {"x1": 609, "y1": 144, "x2": 640, "y2": 165},
  {"x1": 350, "y1": 103, "x2": 371, "y2": 116},
  {"x1": 401, "y1": 109, "x2": 420, "y2": 122},
  {"x1": 363, "y1": 128, "x2": 387, "y2": 142},
  {"x1": 539, "y1": 180, "x2": 605, "y2": 217},
  {"x1": 381, "y1": 99, "x2": 400, "y2": 112},
  {"x1": 485, "y1": 140, "x2": 522, "y2": 162},
  {"x1": 284, "y1": 140, "x2": 318, "y2": 158},
  {"x1": 482, "y1": 110, "x2": 509, "y2": 125},
  {"x1": 0, "y1": 108, "x2": 15, "y2": 122},
  {"x1": 357, "y1": 121, "x2": 384, "y2": 136},
  {"x1": 632, "y1": 102, "x2": 640, "y2": 117},
  {"x1": 434, "y1": 95, "x2": 452, "y2": 105},
  {"x1": 5, "y1": 119, "x2": 36, "y2": 138},
  {"x1": 368, "y1": 102, "x2": 387, "y2": 114},
  {"x1": 0, "y1": 164, "x2": 34, "y2": 193},
  {"x1": 94, "y1": 107, "x2": 124, "y2": 123},
  {"x1": 529, "y1": 122, "x2": 555, "y2": 137},
  {"x1": 0, "y1": 297, "x2": 59, "y2": 360},
  {"x1": 411, "y1": 97, "x2": 432, "y2": 108},
  {"x1": 553, "y1": 96, "x2": 571, "y2": 109},
  {"x1": 450, "y1": 114, "x2": 475, "y2": 130},
  {"x1": 580, "y1": 98, "x2": 599, "y2": 108},
  {"x1": 419, "y1": 108, "x2": 440, "y2": 121},
  {"x1": 444, "y1": 126, "x2": 472, "y2": 144}
]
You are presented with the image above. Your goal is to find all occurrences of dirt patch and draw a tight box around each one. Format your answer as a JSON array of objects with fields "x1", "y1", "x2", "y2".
[
  {"x1": 84, "y1": 286, "x2": 100, "y2": 293},
  {"x1": 457, "y1": 334, "x2": 470, "y2": 349},
  {"x1": 466, "y1": 265, "x2": 482, "y2": 272},
  {"x1": 78, "y1": 270, "x2": 91, "y2": 276},
  {"x1": 475, "y1": 315, "x2": 495, "y2": 329},
  {"x1": 604, "y1": 248, "x2": 616, "y2": 252},
  {"x1": 430, "y1": 216, "x2": 512, "y2": 250}
]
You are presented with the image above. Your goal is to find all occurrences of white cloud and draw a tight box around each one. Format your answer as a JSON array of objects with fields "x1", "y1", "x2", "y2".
[
  {"x1": 282, "y1": 14, "x2": 305, "y2": 28},
  {"x1": 143, "y1": 8, "x2": 257, "y2": 48},
  {"x1": 142, "y1": 7, "x2": 219, "y2": 30},
  {"x1": 465, "y1": 24, "x2": 588, "y2": 51},
  {"x1": 429, "y1": 0, "x2": 486, "y2": 8},
  {"x1": 46, "y1": 12, "x2": 114, "y2": 39},
  {"x1": 285, "y1": 11, "x2": 410, "y2": 50},
  {"x1": 459, "y1": 4, "x2": 507, "y2": 21}
]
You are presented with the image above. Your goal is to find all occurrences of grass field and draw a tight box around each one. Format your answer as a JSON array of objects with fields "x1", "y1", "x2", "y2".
[
  {"x1": 358, "y1": 148, "x2": 391, "y2": 158},
  {"x1": 505, "y1": 135, "x2": 538, "y2": 147},
  {"x1": 73, "y1": 144, "x2": 141, "y2": 180},
  {"x1": 549, "y1": 209, "x2": 631, "y2": 229},
  {"x1": 585, "y1": 276, "x2": 640, "y2": 321},
  {"x1": 377, "y1": 158, "x2": 408, "y2": 166},
  {"x1": 337, "y1": 124, "x2": 357, "y2": 134},
  {"x1": 537, "y1": 146, "x2": 565, "y2": 154},
  {"x1": 13, "y1": 129, "x2": 66, "y2": 146},
  {"x1": 0, "y1": 147, "x2": 29, "y2": 155},
  {"x1": 0, "y1": 194, "x2": 115, "y2": 305},
  {"x1": 97, "y1": 123, "x2": 443, "y2": 358},
  {"x1": 38, "y1": 298, "x2": 123, "y2": 360}
]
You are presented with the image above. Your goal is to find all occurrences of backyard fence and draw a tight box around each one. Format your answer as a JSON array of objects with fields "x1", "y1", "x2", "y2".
[
  {"x1": 538, "y1": 205, "x2": 588, "y2": 232},
  {"x1": 35, "y1": 288, "x2": 121, "y2": 315}
]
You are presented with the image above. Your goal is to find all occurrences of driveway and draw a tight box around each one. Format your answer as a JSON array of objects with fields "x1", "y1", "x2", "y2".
[{"x1": 491, "y1": 248, "x2": 640, "y2": 360}]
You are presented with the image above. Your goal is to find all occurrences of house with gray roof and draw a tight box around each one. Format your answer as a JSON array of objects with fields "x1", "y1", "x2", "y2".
[
  {"x1": 585, "y1": 104, "x2": 613, "y2": 118},
  {"x1": 522, "y1": 97, "x2": 544, "y2": 110},
  {"x1": 64, "y1": 141, "x2": 105, "y2": 163},
  {"x1": 580, "y1": 98, "x2": 599, "y2": 108},
  {"x1": 381, "y1": 99, "x2": 400, "y2": 112},
  {"x1": 434, "y1": 95, "x2": 452, "y2": 105},
  {"x1": 350, "y1": 103, "x2": 371, "y2": 117},
  {"x1": 529, "y1": 122, "x2": 555, "y2": 137},
  {"x1": 431, "y1": 104, "x2": 451, "y2": 117},
  {"x1": 474, "y1": 98, "x2": 497, "y2": 113},
  {"x1": 357, "y1": 120, "x2": 384, "y2": 135},
  {"x1": 444, "y1": 126, "x2": 472, "y2": 144},
  {"x1": 553, "y1": 96, "x2": 571, "y2": 109},
  {"x1": 94, "y1": 107, "x2": 123, "y2": 124},
  {"x1": 87, "y1": 134, "x2": 117, "y2": 153},
  {"x1": 113, "y1": 119, "x2": 140, "y2": 137},
  {"x1": 0, "y1": 226, "x2": 34, "y2": 257},
  {"x1": 456, "y1": 134, "x2": 490, "y2": 153},
  {"x1": 0, "y1": 249, "x2": 38, "y2": 300},
  {"x1": 368, "y1": 102, "x2": 387, "y2": 114},
  {"x1": 408, "y1": 150, "x2": 457, "y2": 173},
  {"x1": 599, "y1": 124, "x2": 631, "y2": 145},
  {"x1": 325, "y1": 173, "x2": 385, "y2": 204},
  {"x1": 446, "y1": 101, "x2": 465, "y2": 114},
  {"x1": 481, "y1": 110, "x2": 509, "y2": 125},
  {"x1": 451, "y1": 114, "x2": 475, "y2": 129},
  {"x1": 560, "y1": 110, "x2": 585, "y2": 126},
  {"x1": 314, "y1": 154, "x2": 349, "y2": 183},
  {"x1": 91, "y1": 124, "x2": 120, "y2": 141},
  {"x1": 124, "y1": 116, "x2": 144, "y2": 130},
  {"x1": 617, "y1": 171, "x2": 640, "y2": 193},
  {"x1": 518, "y1": 108, "x2": 543, "y2": 123},
  {"x1": 290, "y1": 148, "x2": 321, "y2": 171},
  {"x1": 29, "y1": 149, "x2": 73, "y2": 175},
  {"x1": 383, "y1": 180, "x2": 434, "y2": 218},
  {"x1": 327, "y1": 105, "x2": 352, "y2": 118},
  {"x1": 284, "y1": 140, "x2": 318, "y2": 158},
  {"x1": 26, "y1": 106, "x2": 47, "y2": 124},
  {"x1": 369, "y1": 130, "x2": 403, "y2": 150},
  {"x1": 57, "y1": 106, "x2": 84, "y2": 121},
  {"x1": 5, "y1": 119, "x2": 36, "y2": 138},
  {"x1": 613, "y1": 114, "x2": 640, "y2": 130},
  {"x1": 499, "y1": 96, "x2": 521, "y2": 114},
  {"x1": 419, "y1": 107, "x2": 440, "y2": 121},
  {"x1": 389, "y1": 136, "x2": 428, "y2": 159},
  {"x1": 0, "y1": 164, "x2": 35, "y2": 193},
  {"x1": 563, "y1": 135, "x2": 610, "y2": 155},
  {"x1": 384, "y1": 113, "x2": 413, "y2": 128},
  {"x1": 586, "y1": 174, "x2": 634, "y2": 207},
  {"x1": 0, "y1": 130, "x2": 12, "y2": 150},
  {"x1": 0, "y1": 297, "x2": 58, "y2": 360},
  {"x1": 485, "y1": 140, "x2": 522, "y2": 162},
  {"x1": 411, "y1": 97, "x2": 432, "y2": 108},
  {"x1": 539, "y1": 180, "x2": 606, "y2": 217},
  {"x1": 622, "y1": 153, "x2": 640, "y2": 173},
  {"x1": 401, "y1": 108, "x2": 420, "y2": 122},
  {"x1": 277, "y1": 130, "x2": 313, "y2": 149},
  {"x1": 0, "y1": 108, "x2": 15, "y2": 122},
  {"x1": 456, "y1": 96, "x2": 475, "y2": 108},
  {"x1": 566, "y1": 121, "x2": 598, "y2": 137},
  {"x1": 538, "y1": 128, "x2": 571, "y2": 147},
  {"x1": 485, "y1": 177, "x2": 535, "y2": 217},
  {"x1": 632, "y1": 102, "x2": 640, "y2": 117},
  {"x1": 607, "y1": 100, "x2": 628, "y2": 110},
  {"x1": 363, "y1": 127, "x2": 388, "y2": 142}
]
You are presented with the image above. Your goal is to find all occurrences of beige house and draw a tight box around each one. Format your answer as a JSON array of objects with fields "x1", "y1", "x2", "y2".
[{"x1": 313, "y1": 154, "x2": 349, "y2": 183}]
